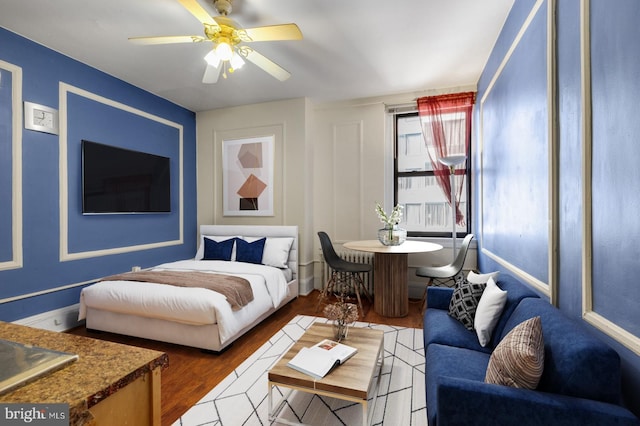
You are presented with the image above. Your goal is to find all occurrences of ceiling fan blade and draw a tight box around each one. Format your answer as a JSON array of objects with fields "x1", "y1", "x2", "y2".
[
  {"x1": 178, "y1": 0, "x2": 219, "y2": 27},
  {"x1": 202, "y1": 64, "x2": 221, "y2": 84},
  {"x1": 213, "y1": 16, "x2": 241, "y2": 29},
  {"x1": 242, "y1": 24, "x2": 303, "y2": 42},
  {"x1": 243, "y1": 47, "x2": 291, "y2": 81},
  {"x1": 128, "y1": 35, "x2": 206, "y2": 45}
]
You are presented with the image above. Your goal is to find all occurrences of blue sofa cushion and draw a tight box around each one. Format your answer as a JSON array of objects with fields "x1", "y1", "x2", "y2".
[
  {"x1": 426, "y1": 286, "x2": 455, "y2": 310},
  {"x1": 488, "y1": 275, "x2": 540, "y2": 348},
  {"x1": 436, "y1": 375, "x2": 640, "y2": 426},
  {"x1": 424, "y1": 307, "x2": 491, "y2": 353},
  {"x1": 500, "y1": 298, "x2": 622, "y2": 404},
  {"x1": 424, "y1": 275, "x2": 539, "y2": 352},
  {"x1": 426, "y1": 343, "x2": 491, "y2": 426}
]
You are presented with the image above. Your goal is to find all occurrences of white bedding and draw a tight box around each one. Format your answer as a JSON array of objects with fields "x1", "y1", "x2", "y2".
[{"x1": 79, "y1": 259, "x2": 290, "y2": 345}]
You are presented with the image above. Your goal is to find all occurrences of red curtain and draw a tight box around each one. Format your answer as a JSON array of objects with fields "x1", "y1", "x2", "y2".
[{"x1": 417, "y1": 92, "x2": 475, "y2": 226}]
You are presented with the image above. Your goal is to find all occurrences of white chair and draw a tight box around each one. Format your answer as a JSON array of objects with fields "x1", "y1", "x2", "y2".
[{"x1": 415, "y1": 234, "x2": 474, "y2": 311}]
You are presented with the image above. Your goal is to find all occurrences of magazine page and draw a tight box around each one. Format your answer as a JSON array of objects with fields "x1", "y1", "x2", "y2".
[{"x1": 312, "y1": 339, "x2": 357, "y2": 364}]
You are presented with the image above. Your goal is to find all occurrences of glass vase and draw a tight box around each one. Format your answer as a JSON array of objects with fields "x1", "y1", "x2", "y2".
[
  {"x1": 378, "y1": 225, "x2": 407, "y2": 246},
  {"x1": 333, "y1": 321, "x2": 349, "y2": 342}
]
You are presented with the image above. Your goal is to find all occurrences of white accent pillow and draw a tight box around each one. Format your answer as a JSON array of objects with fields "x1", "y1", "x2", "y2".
[
  {"x1": 243, "y1": 237, "x2": 294, "y2": 268},
  {"x1": 467, "y1": 270, "x2": 500, "y2": 284},
  {"x1": 474, "y1": 277, "x2": 508, "y2": 347},
  {"x1": 195, "y1": 236, "x2": 239, "y2": 260}
]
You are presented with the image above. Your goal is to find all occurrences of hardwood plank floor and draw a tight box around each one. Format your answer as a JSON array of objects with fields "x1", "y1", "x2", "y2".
[{"x1": 67, "y1": 290, "x2": 425, "y2": 426}]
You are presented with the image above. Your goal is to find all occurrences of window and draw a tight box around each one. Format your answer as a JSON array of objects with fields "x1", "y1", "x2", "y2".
[{"x1": 394, "y1": 112, "x2": 471, "y2": 237}]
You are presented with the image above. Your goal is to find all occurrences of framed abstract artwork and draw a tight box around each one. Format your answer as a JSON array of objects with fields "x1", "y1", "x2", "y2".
[{"x1": 222, "y1": 136, "x2": 274, "y2": 216}]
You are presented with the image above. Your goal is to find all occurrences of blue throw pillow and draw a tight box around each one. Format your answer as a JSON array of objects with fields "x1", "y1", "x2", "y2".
[
  {"x1": 203, "y1": 237, "x2": 235, "y2": 261},
  {"x1": 236, "y1": 237, "x2": 266, "y2": 264}
]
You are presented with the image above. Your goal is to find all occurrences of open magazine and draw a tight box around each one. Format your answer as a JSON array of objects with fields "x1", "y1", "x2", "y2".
[{"x1": 287, "y1": 339, "x2": 357, "y2": 379}]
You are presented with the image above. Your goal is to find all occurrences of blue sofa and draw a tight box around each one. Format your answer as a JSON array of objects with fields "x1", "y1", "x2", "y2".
[{"x1": 423, "y1": 274, "x2": 640, "y2": 426}]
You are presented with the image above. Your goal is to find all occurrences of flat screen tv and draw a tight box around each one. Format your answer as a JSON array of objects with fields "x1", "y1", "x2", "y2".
[{"x1": 82, "y1": 140, "x2": 171, "y2": 214}]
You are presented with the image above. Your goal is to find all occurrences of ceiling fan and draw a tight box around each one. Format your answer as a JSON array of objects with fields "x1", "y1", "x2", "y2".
[{"x1": 129, "y1": 0, "x2": 303, "y2": 83}]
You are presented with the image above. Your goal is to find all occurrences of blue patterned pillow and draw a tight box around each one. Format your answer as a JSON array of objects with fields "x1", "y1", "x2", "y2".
[
  {"x1": 235, "y1": 237, "x2": 266, "y2": 264},
  {"x1": 203, "y1": 237, "x2": 235, "y2": 261},
  {"x1": 448, "y1": 278, "x2": 487, "y2": 330}
]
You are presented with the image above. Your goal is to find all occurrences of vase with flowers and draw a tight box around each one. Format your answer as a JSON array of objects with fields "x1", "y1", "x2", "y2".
[
  {"x1": 375, "y1": 202, "x2": 407, "y2": 246},
  {"x1": 323, "y1": 296, "x2": 359, "y2": 342}
]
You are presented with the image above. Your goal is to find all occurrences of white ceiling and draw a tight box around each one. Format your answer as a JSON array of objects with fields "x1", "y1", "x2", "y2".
[{"x1": 0, "y1": 0, "x2": 513, "y2": 112}]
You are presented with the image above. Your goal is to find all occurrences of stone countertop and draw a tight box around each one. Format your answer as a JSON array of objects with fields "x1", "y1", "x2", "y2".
[{"x1": 0, "y1": 321, "x2": 168, "y2": 425}]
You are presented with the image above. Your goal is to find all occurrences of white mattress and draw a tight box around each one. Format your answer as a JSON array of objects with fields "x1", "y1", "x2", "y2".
[{"x1": 79, "y1": 259, "x2": 290, "y2": 345}]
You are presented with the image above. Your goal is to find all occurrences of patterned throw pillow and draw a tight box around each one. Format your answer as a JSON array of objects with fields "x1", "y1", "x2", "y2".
[
  {"x1": 448, "y1": 278, "x2": 487, "y2": 330},
  {"x1": 485, "y1": 316, "x2": 545, "y2": 389}
]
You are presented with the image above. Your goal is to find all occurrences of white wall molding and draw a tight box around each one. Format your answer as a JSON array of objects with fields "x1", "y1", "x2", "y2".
[
  {"x1": 579, "y1": 0, "x2": 640, "y2": 356},
  {"x1": 478, "y1": 0, "x2": 554, "y2": 300},
  {"x1": 58, "y1": 82, "x2": 184, "y2": 261},
  {"x1": 0, "y1": 60, "x2": 23, "y2": 272}
]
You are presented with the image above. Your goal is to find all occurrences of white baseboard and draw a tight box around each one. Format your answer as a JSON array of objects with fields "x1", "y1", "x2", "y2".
[
  {"x1": 298, "y1": 277, "x2": 315, "y2": 296},
  {"x1": 13, "y1": 304, "x2": 83, "y2": 332}
]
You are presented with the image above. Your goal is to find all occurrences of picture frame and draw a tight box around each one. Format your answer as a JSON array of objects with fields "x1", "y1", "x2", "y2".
[{"x1": 222, "y1": 135, "x2": 274, "y2": 216}]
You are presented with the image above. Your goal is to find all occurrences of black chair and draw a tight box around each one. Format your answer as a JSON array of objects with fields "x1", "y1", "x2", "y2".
[
  {"x1": 416, "y1": 233, "x2": 474, "y2": 311},
  {"x1": 316, "y1": 231, "x2": 373, "y2": 317}
]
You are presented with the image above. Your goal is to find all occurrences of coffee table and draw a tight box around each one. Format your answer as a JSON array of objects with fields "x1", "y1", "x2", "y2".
[{"x1": 268, "y1": 323, "x2": 384, "y2": 426}]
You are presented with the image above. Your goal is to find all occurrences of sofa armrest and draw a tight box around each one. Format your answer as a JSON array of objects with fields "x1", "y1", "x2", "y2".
[
  {"x1": 436, "y1": 376, "x2": 640, "y2": 426},
  {"x1": 426, "y1": 287, "x2": 454, "y2": 310}
]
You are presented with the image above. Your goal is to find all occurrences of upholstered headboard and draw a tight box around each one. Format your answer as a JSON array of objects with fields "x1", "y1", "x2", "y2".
[{"x1": 199, "y1": 225, "x2": 299, "y2": 282}]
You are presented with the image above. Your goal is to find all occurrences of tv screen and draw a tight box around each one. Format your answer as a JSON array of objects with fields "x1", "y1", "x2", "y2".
[{"x1": 82, "y1": 140, "x2": 171, "y2": 214}]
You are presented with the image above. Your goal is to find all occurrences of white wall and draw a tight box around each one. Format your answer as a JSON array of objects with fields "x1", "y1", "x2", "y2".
[
  {"x1": 196, "y1": 94, "x2": 477, "y2": 298},
  {"x1": 196, "y1": 98, "x2": 314, "y2": 292}
]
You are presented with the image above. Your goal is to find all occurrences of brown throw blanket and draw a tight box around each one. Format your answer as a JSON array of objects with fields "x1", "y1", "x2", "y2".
[{"x1": 100, "y1": 271, "x2": 254, "y2": 311}]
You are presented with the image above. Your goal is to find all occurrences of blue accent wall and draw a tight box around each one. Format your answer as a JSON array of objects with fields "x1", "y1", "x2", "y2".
[
  {"x1": 0, "y1": 27, "x2": 197, "y2": 321},
  {"x1": 475, "y1": 0, "x2": 640, "y2": 414}
]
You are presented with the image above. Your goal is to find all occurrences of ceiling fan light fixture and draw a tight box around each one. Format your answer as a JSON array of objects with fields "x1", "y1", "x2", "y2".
[
  {"x1": 132, "y1": 0, "x2": 302, "y2": 84},
  {"x1": 204, "y1": 50, "x2": 221, "y2": 68},
  {"x1": 215, "y1": 41, "x2": 233, "y2": 61},
  {"x1": 230, "y1": 52, "x2": 245, "y2": 70}
]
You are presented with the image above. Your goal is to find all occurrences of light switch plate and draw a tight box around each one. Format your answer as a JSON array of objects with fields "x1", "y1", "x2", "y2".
[{"x1": 24, "y1": 101, "x2": 59, "y2": 135}]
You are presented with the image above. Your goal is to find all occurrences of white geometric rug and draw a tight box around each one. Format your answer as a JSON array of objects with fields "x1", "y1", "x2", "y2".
[{"x1": 172, "y1": 315, "x2": 427, "y2": 426}]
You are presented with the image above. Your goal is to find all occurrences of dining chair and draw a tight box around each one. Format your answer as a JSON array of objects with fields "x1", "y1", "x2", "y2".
[
  {"x1": 315, "y1": 231, "x2": 372, "y2": 317},
  {"x1": 415, "y1": 233, "x2": 474, "y2": 312}
]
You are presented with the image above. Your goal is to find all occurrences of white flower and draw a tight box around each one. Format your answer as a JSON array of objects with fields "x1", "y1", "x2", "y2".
[{"x1": 375, "y1": 202, "x2": 404, "y2": 226}]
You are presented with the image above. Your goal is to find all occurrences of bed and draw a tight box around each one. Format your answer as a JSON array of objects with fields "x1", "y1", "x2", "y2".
[{"x1": 78, "y1": 225, "x2": 299, "y2": 352}]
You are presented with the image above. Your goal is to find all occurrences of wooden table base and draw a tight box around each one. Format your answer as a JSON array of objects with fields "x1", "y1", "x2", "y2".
[{"x1": 373, "y1": 252, "x2": 408, "y2": 317}]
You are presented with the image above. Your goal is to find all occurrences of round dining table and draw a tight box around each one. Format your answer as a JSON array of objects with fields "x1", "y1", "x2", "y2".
[{"x1": 343, "y1": 240, "x2": 443, "y2": 317}]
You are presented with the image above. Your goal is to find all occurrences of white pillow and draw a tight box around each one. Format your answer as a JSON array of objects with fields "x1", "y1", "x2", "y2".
[
  {"x1": 474, "y1": 277, "x2": 508, "y2": 347},
  {"x1": 195, "y1": 235, "x2": 239, "y2": 260},
  {"x1": 467, "y1": 270, "x2": 500, "y2": 284},
  {"x1": 243, "y1": 237, "x2": 294, "y2": 268}
]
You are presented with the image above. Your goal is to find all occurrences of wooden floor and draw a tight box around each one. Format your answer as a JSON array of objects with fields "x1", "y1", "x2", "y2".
[{"x1": 67, "y1": 290, "x2": 425, "y2": 426}]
